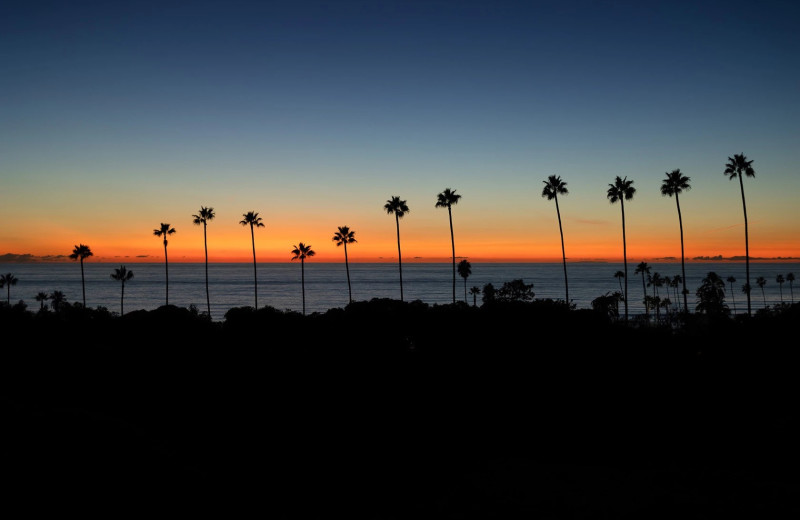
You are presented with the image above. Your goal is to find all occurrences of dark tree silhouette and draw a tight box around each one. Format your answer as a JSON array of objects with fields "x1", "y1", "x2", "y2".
[
  {"x1": 110, "y1": 265, "x2": 134, "y2": 315},
  {"x1": 724, "y1": 153, "x2": 756, "y2": 316},
  {"x1": 661, "y1": 169, "x2": 691, "y2": 312},
  {"x1": 240, "y1": 211, "x2": 265, "y2": 309},
  {"x1": 457, "y1": 259, "x2": 471, "y2": 303},
  {"x1": 192, "y1": 206, "x2": 215, "y2": 318},
  {"x1": 648, "y1": 272, "x2": 664, "y2": 320},
  {"x1": 776, "y1": 274, "x2": 785, "y2": 303},
  {"x1": 69, "y1": 244, "x2": 93, "y2": 307},
  {"x1": 384, "y1": 196, "x2": 410, "y2": 301},
  {"x1": 672, "y1": 274, "x2": 683, "y2": 312},
  {"x1": 153, "y1": 223, "x2": 176, "y2": 306},
  {"x1": 726, "y1": 276, "x2": 737, "y2": 314},
  {"x1": 614, "y1": 270, "x2": 625, "y2": 295},
  {"x1": 436, "y1": 188, "x2": 462, "y2": 303},
  {"x1": 333, "y1": 226, "x2": 357, "y2": 303},
  {"x1": 35, "y1": 291, "x2": 49, "y2": 311},
  {"x1": 291, "y1": 242, "x2": 316, "y2": 315},
  {"x1": 1, "y1": 273, "x2": 18, "y2": 304},
  {"x1": 696, "y1": 272, "x2": 728, "y2": 315},
  {"x1": 49, "y1": 290, "x2": 66, "y2": 312},
  {"x1": 542, "y1": 175, "x2": 570, "y2": 304},
  {"x1": 787, "y1": 273, "x2": 795, "y2": 303},
  {"x1": 607, "y1": 176, "x2": 636, "y2": 322},
  {"x1": 469, "y1": 286, "x2": 481, "y2": 307},
  {"x1": 756, "y1": 276, "x2": 767, "y2": 307},
  {"x1": 634, "y1": 261, "x2": 651, "y2": 318}
]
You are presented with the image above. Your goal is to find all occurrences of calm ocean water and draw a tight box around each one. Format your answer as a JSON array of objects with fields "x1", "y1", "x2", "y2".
[{"x1": 3, "y1": 262, "x2": 798, "y2": 319}]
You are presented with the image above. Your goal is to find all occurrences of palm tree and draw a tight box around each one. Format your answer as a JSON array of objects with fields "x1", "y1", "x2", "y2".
[
  {"x1": 787, "y1": 273, "x2": 795, "y2": 303},
  {"x1": 724, "y1": 153, "x2": 756, "y2": 316},
  {"x1": 68, "y1": 244, "x2": 93, "y2": 307},
  {"x1": 1, "y1": 273, "x2": 18, "y2": 304},
  {"x1": 153, "y1": 223, "x2": 176, "y2": 306},
  {"x1": 542, "y1": 175, "x2": 570, "y2": 304},
  {"x1": 469, "y1": 286, "x2": 481, "y2": 307},
  {"x1": 240, "y1": 211, "x2": 265, "y2": 309},
  {"x1": 614, "y1": 270, "x2": 625, "y2": 295},
  {"x1": 291, "y1": 242, "x2": 315, "y2": 315},
  {"x1": 756, "y1": 276, "x2": 767, "y2": 307},
  {"x1": 50, "y1": 290, "x2": 66, "y2": 312},
  {"x1": 110, "y1": 265, "x2": 134, "y2": 316},
  {"x1": 384, "y1": 196, "x2": 410, "y2": 301},
  {"x1": 672, "y1": 274, "x2": 683, "y2": 311},
  {"x1": 332, "y1": 226, "x2": 357, "y2": 303},
  {"x1": 607, "y1": 176, "x2": 636, "y2": 322},
  {"x1": 776, "y1": 274, "x2": 785, "y2": 303},
  {"x1": 35, "y1": 291, "x2": 49, "y2": 311},
  {"x1": 435, "y1": 188, "x2": 462, "y2": 303},
  {"x1": 457, "y1": 259, "x2": 472, "y2": 303},
  {"x1": 661, "y1": 169, "x2": 691, "y2": 312},
  {"x1": 648, "y1": 272, "x2": 664, "y2": 320},
  {"x1": 726, "y1": 276, "x2": 737, "y2": 314},
  {"x1": 634, "y1": 261, "x2": 651, "y2": 318},
  {"x1": 192, "y1": 206, "x2": 215, "y2": 318}
]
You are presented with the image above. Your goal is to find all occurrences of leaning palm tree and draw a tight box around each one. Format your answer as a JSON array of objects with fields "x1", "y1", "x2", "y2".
[
  {"x1": 192, "y1": 206, "x2": 215, "y2": 318},
  {"x1": 724, "y1": 153, "x2": 756, "y2": 316},
  {"x1": 542, "y1": 175, "x2": 570, "y2": 304},
  {"x1": 110, "y1": 265, "x2": 134, "y2": 316},
  {"x1": 756, "y1": 276, "x2": 767, "y2": 307},
  {"x1": 240, "y1": 211, "x2": 265, "y2": 308},
  {"x1": 332, "y1": 226, "x2": 357, "y2": 303},
  {"x1": 787, "y1": 273, "x2": 795, "y2": 303},
  {"x1": 614, "y1": 270, "x2": 625, "y2": 295},
  {"x1": 291, "y1": 242, "x2": 316, "y2": 315},
  {"x1": 607, "y1": 176, "x2": 636, "y2": 322},
  {"x1": 153, "y1": 223, "x2": 176, "y2": 306},
  {"x1": 776, "y1": 274, "x2": 785, "y2": 303},
  {"x1": 69, "y1": 244, "x2": 93, "y2": 307},
  {"x1": 50, "y1": 290, "x2": 66, "y2": 312},
  {"x1": 469, "y1": 286, "x2": 481, "y2": 307},
  {"x1": 35, "y1": 291, "x2": 49, "y2": 311},
  {"x1": 1, "y1": 273, "x2": 18, "y2": 304},
  {"x1": 661, "y1": 169, "x2": 691, "y2": 312},
  {"x1": 384, "y1": 196, "x2": 410, "y2": 301},
  {"x1": 435, "y1": 188, "x2": 462, "y2": 303},
  {"x1": 457, "y1": 259, "x2": 472, "y2": 303},
  {"x1": 726, "y1": 276, "x2": 737, "y2": 314},
  {"x1": 634, "y1": 261, "x2": 651, "y2": 318}
]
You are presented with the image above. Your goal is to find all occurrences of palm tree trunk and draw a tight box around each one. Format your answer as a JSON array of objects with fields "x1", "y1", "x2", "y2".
[
  {"x1": 676, "y1": 194, "x2": 688, "y2": 313},
  {"x1": 204, "y1": 222, "x2": 210, "y2": 318},
  {"x1": 761, "y1": 287, "x2": 766, "y2": 307},
  {"x1": 80, "y1": 258, "x2": 86, "y2": 307},
  {"x1": 729, "y1": 282, "x2": 737, "y2": 314},
  {"x1": 250, "y1": 224, "x2": 258, "y2": 309},
  {"x1": 621, "y1": 200, "x2": 628, "y2": 323},
  {"x1": 449, "y1": 206, "x2": 456, "y2": 304},
  {"x1": 641, "y1": 273, "x2": 647, "y2": 318},
  {"x1": 344, "y1": 242, "x2": 352, "y2": 303},
  {"x1": 739, "y1": 175, "x2": 751, "y2": 316},
  {"x1": 555, "y1": 195, "x2": 568, "y2": 304},
  {"x1": 164, "y1": 240, "x2": 169, "y2": 306},
  {"x1": 121, "y1": 280, "x2": 125, "y2": 316},
  {"x1": 473, "y1": 293, "x2": 477, "y2": 307},
  {"x1": 396, "y1": 214, "x2": 404, "y2": 302},
  {"x1": 464, "y1": 277, "x2": 467, "y2": 303},
  {"x1": 301, "y1": 258, "x2": 306, "y2": 315}
]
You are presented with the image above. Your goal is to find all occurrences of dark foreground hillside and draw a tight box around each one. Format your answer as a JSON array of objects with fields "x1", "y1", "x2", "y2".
[{"x1": 2, "y1": 300, "x2": 799, "y2": 517}]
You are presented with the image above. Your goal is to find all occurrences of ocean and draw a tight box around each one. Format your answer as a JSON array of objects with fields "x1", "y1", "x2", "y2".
[{"x1": 3, "y1": 262, "x2": 797, "y2": 319}]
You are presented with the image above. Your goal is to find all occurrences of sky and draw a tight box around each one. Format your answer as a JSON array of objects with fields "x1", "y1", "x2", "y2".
[{"x1": 1, "y1": 0, "x2": 798, "y2": 263}]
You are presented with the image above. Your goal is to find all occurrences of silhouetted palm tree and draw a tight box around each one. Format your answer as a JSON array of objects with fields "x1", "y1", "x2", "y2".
[
  {"x1": 35, "y1": 291, "x2": 49, "y2": 311},
  {"x1": 1, "y1": 273, "x2": 18, "y2": 304},
  {"x1": 648, "y1": 272, "x2": 664, "y2": 319},
  {"x1": 724, "y1": 153, "x2": 756, "y2": 316},
  {"x1": 634, "y1": 261, "x2": 651, "y2": 317},
  {"x1": 607, "y1": 176, "x2": 636, "y2": 322},
  {"x1": 291, "y1": 242, "x2": 315, "y2": 315},
  {"x1": 672, "y1": 274, "x2": 683, "y2": 311},
  {"x1": 469, "y1": 286, "x2": 481, "y2": 307},
  {"x1": 240, "y1": 211, "x2": 265, "y2": 308},
  {"x1": 332, "y1": 226, "x2": 357, "y2": 303},
  {"x1": 69, "y1": 244, "x2": 93, "y2": 307},
  {"x1": 696, "y1": 272, "x2": 728, "y2": 315},
  {"x1": 50, "y1": 290, "x2": 66, "y2": 312},
  {"x1": 436, "y1": 188, "x2": 462, "y2": 303},
  {"x1": 661, "y1": 169, "x2": 691, "y2": 312},
  {"x1": 776, "y1": 274, "x2": 785, "y2": 303},
  {"x1": 614, "y1": 270, "x2": 625, "y2": 295},
  {"x1": 756, "y1": 276, "x2": 767, "y2": 307},
  {"x1": 384, "y1": 196, "x2": 410, "y2": 301},
  {"x1": 457, "y1": 259, "x2": 472, "y2": 303},
  {"x1": 726, "y1": 276, "x2": 737, "y2": 314},
  {"x1": 153, "y1": 223, "x2": 176, "y2": 306},
  {"x1": 110, "y1": 265, "x2": 134, "y2": 316},
  {"x1": 192, "y1": 206, "x2": 215, "y2": 318},
  {"x1": 542, "y1": 175, "x2": 570, "y2": 304},
  {"x1": 787, "y1": 273, "x2": 795, "y2": 303}
]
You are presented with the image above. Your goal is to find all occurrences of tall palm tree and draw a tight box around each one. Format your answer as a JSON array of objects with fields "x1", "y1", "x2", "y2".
[
  {"x1": 153, "y1": 223, "x2": 176, "y2": 306},
  {"x1": 469, "y1": 286, "x2": 481, "y2": 307},
  {"x1": 1, "y1": 273, "x2": 18, "y2": 304},
  {"x1": 291, "y1": 243, "x2": 315, "y2": 315},
  {"x1": 634, "y1": 261, "x2": 651, "y2": 317},
  {"x1": 614, "y1": 270, "x2": 625, "y2": 295},
  {"x1": 50, "y1": 290, "x2": 66, "y2": 312},
  {"x1": 384, "y1": 196, "x2": 410, "y2": 301},
  {"x1": 724, "y1": 153, "x2": 756, "y2": 316},
  {"x1": 607, "y1": 176, "x2": 636, "y2": 322},
  {"x1": 542, "y1": 175, "x2": 570, "y2": 304},
  {"x1": 192, "y1": 206, "x2": 215, "y2": 318},
  {"x1": 776, "y1": 274, "x2": 785, "y2": 303},
  {"x1": 110, "y1": 265, "x2": 134, "y2": 316},
  {"x1": 787, "y1": 273, "x2": 795, "y2": 303},
  {"x1": 69, "y1": 244, "x2": 93, "y2": 307},
  {"x1": 332, "y1": 226, "x2": 357, "y2": 303},
  {"x1": 240, "y1": 211, "x2": 265, "y2": 309},
  {"x1": 435, "y1": 188, "x2": 462, "y2": 303},
  {"x1": 457, "y1": 259, "x2": 472, "y2": 303},
  {"x1": 35, "y1": 291, "x2": 49, "y2": 311},
  {"x1": 726, "y1": 276, "x2": 737, "y2": 314},
  {"x1": 756, "y1": 276, "x2": 767, "y2": 307},
  {"x1": 661, "y1": 169, "x2": 691, "y2": 312}
]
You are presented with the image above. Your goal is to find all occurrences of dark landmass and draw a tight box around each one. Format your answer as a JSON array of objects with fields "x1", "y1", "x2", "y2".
[{"x1": 2, "y1": 299, "x2": 799, "y2": 516}]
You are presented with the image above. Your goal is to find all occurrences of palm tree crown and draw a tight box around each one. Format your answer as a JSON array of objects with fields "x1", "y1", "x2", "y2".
[
  {"x1": 240, "y1": 211, "x2": 265, "y2": 309},
  {"x1": 69, "y1": 243, "x2": 93, "y2": 307},
  {"x1": 384, "y1": 196, "x2": 410, "y2": 301},
  {"x1": 333, "y1": 226, "x2": 357, "y2": 304},
  {"x1": 436, "y1": 188, "x2": 462, "y2": 303},
  {"x1": 35, "y1": 291, "x2": 50, "y2": 311}
]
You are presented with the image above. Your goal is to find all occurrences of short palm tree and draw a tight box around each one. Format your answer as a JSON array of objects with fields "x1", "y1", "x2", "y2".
[
  {"x1": 756, "y1": 276, "x2": 767, "y2": 307},
  {"x1": 787, "y1": 273, "x2": 795, "y2": 303},
  {"x1": 110, "y1": 265, "x2": 134, "y2": 316},
  {"x1": 672, "y1": 274, "x2": 683, "y2": 311},
  {"x1": 291, "y1": 242, "x2": 315, "y2": 315},
  {"x1": 153, "y1": 223, "x2": 176, "y2": 306},
  {"x1": 469, "y1": 286, "x2": 481, "y2": 307},
  {"x1": 542, "y1": 175, "x2": 570, "y2": 304},
  {"x1": 69, "y1": 244, "x2": 93, "y2": 307},
  {"x1": 50, "y1": 290, "x2": 66, "y2": 312},
  {"x1": 607, "y1": 176, "x2": 636, "y2": 322},
  {"x1": 435, "y1": 188, "x2": 462, "y2": 303},
  {"x1": 192, "y1": 206, "x2": 215, "y2": 318},
  {"x1": 1, "y1": 273, "x2": 18, "y2": 304},
  {"x1": 661, "y1": 169, "x2": 691, "y2": 312},
  {"x1": 240, "y1": 211, "x2": 265, "y2": 308},
  {"x1": 614, "y1": 270, "x2": 625, "y2": 295},
  {"x1": 634, "y1": 261, "x2": 651, "y2": 317},
  {"x1": 35, "y1": 291, "x2": 49, "y2": 311},
  {"x1": 724, "y1": 153, "x2": 756, "y2": 316},
  {"x1": 457, "y1": 259, "x2": 472, "y2": 303},
  {"x1": 332, "y1": 226, "x2": 357, "y2": 303},
  {"x1": 648, "y1": 272, "x2": 664, "y2": 319},
  {"x1": 776, "y1": 274, "x2": 785, "y2": 303},
  {"x1": 384, "y1": 196, "x2": 410, "y2": 301},
  {"x1": 726, "y1": 276, "x2": 737, "y2": 314}
]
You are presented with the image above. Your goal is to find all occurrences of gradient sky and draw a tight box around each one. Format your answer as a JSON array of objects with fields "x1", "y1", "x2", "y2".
[{"x1": 1, "y1": 0, "x2": 798, "y2": 263}]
